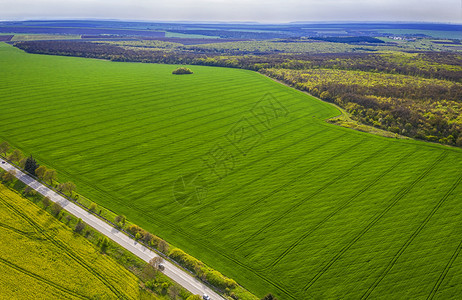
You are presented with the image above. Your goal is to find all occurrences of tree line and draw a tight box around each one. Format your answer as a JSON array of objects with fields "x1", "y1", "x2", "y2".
[{"x1": 13, "y1": 40, "x2": 462, "y2": 146}]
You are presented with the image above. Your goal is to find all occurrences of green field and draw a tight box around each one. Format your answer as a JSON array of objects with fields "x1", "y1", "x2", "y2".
[
  {"x1": 1, "y1": 42, "x2": 462, "y2": 299},
  {"x1": 0, "y1": 184, "x2": 142, "y2": 299}
]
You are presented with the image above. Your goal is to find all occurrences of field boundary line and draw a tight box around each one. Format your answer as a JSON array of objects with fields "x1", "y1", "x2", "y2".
[
  {"x1": 427, "y1": 237, "x2": 462, "y2": 299},
  {"x1": 0, "y1": 74, "x2": 251, "y2": 127},
  {"x1": 7, "y1": 81, "x2": 276, "y2": 155},
  {"x1": 75, "y1": 100, "x2": 310, "y2": 176},
  {"x1": 20, "y1": 87, "x2": 282, "y2": 157},
  {"x1": 303, "y1": 151, "x2": 448, "y2": 292},
  {"x1": 0, "y1": 222, "x2": 46, "y2": 241},
  {"x1": 117, "y1": 109, "x2": 319, "y2": 194},
  {"x1": 0, "y1": 256, "x2": 88, "y2": 299},
  {"x1": 233, "y1": 138, "x2": 371, "y2": 251},
  {"x1": 43, "y1": 107, "x2": 317, "y2": 214},
  {"x1": 0, "y1": 189, "x2": 127, "y2": 299},
  {"x1": 181, "y1": 128, "x2": 342, "y2": 225},
  {"x1": 262, "y1": 146, "x2": 418, "y2": 271},
  {"x1": 361, "y1": 169, "x2": 462, "y2": 299}
]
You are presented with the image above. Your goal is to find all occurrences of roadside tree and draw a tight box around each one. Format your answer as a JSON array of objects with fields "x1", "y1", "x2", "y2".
[
  {"x1": 8, "y1": 149, "x2": 24, "y2": 164},
  {"x1": 158, "y1": 239, "x2": 169, "y2": 254},
  {"x1": 100, "y1": 237, "x2": 110, "y2": 252},
  {"x1": 149, "y1": 256, "x2": 163, "y2": 270},
  {"x1": 43, "y1": 169, "x2": 57, "y2": 185},
  {"x1": 75, "y1": 219, "x2": 85, "y2": 233},
  {"x1": 58, "y1": 181, "x2": 76, "y2": 196},
  {"x1": 51, "y1": 202, "x2": 63, "y2": 216},
  {"x1": 168, "y1": 285, "x2": 180, "y2": 300},
  {"x1": 35, "y1": 165, "x2": 47, "y2": 180},
  {"x1": 115, "y1": 214, "x2": 126, "y2": 224},
  {"x1": 23, "y1": 186, "x2": 37, "y2": 197},
  {"x1": 2, "y1": 170, "x2": 16, "y2": 183},
  {"x1": 42, "y1": 196, "x2": 52, "y2": 208},
  {"x1": 24, "y1": 156, "x2": 39, "y2": 175}
]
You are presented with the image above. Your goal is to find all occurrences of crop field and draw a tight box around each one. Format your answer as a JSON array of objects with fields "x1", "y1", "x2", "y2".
[
  {"x1": 1, "y1": 42, "x2": 462, "y2": 299},
  {"x1": 11, "y1": 34, "x2": 82, "y2": 41},
  {"x1": 0, "y1": 184, "x2": 141, "y2": 299}
]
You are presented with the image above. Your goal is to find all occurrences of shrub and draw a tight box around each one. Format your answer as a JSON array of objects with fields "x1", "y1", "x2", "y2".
[
  {"x1": 75, "y1": 219, "x2": 85, "y2": 233},
  {"x1": 143, "y1": 232, "x2": 153, "y2": 244},
  {"x1": 23, "y1": 186, "x2": 37, "y2": 197},
  {"x1": 261, "y1": 293, "x2": 277, "y2": 300},
  {"x1": 2, "y1": 170, "x2": 16, "y2": 183},
  {"x1": 0, "y1": 141, "x2": 10, "y2": 156},
  {"x1": 320, "y1": 91, "x2": 331, "y2": 101},
  {"x1": 89, "y1": 202, "x2": 97, "y2": 212},
  {"x1": 51, "y1": 202, "x2": 63, "y2": 216},
  {"x1": 8, "y1": 149, "x2": 23, "y2": 163},
  {"x1": 24, "y1": 156, "x2": 39, "y2": 175},
  {"x1": 35, "y1": 165, "x2": 47, "y2": 180},
  {"x1": 172, "y1": 67, "x2": 193, "y2": 75},
  {"x1": 100, "y1": 237, "x2": 110, "y2": 251},
  {"x1": 170, "y1": 248, "x2": 204, "y2": 273},
  {"x1": 115, "y1": 221, "x2": 124, "y2": 229},
  {"x1": 158, "y1": 239, "x2": 169, "y2": 254},
  {"x1": 114, "y1": 214, "x2": 126, "y2": 224},
  {"x1": 168, "y1": 285, "x2": 180, "y2": 299},
  {"x1": 42, "y1": 196, "x2": 52, "y2": 208},
  {"x1": 127, "y1": 224, "x2": 142, "y2": 236},
  {"x1": 226, "y1": 278, "x2": 238, "y2": 289},
  {"x1": 150, "y1": 235, "x2": 161, "y2": 247},
  {"x1": 456, "y1": 136, "x2": 462, "y2": 147},
  {"x1": 65, "y1": 215, "x2": 72, "y2": 223},
  {"x1": 206, "y1": 270, "x2": 236, "y2": 290}
]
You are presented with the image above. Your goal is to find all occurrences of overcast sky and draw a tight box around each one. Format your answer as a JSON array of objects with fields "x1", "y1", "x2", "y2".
[{"x1": 1, "y1": 0, "x2": 461, "y2": 23}]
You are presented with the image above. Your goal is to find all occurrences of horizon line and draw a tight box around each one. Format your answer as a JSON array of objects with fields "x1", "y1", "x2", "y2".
[{"x1": 1, "y1": 18, "x2": 461, "y2": 26}]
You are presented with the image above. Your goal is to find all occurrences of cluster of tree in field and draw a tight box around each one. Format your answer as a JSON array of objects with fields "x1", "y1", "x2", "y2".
[
  {"x1": 172, "y1": 67, "x2": 193, "y2": 74},
  {"x1": 13, "y1": 40, "x2": 462, "y2": 146}
]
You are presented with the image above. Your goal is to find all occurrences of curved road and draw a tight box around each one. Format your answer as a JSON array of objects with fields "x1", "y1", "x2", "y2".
[{"x1": 0, "y1": 160, "x2": 224, "y2": 300}]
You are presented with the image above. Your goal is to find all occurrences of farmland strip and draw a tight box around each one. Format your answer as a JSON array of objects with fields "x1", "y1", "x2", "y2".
[
  {"x1": 0, "y1": 190, "x2": 126, "y2": 299},
  {"x1": 234, "y1": 139, "x2": 386, "y2": 251},
  {"x1": 262, "y1": 146, "x2": 419, "y2": 270},
  {"x1": 427, "y1": 238, "x2": 462, "y2": 299},
  {"x1": 360, "y1": 170, "x2": 462, "y2": 299},
  {"x1": 200, "y1": 131, "x2": 348, "y2": 231},
  {"x1": 0, "y1": 256, "x2": 87, "y2": 300},
  {"x1": 303, "y1": 151, "x2": 448, "y2": 292}
]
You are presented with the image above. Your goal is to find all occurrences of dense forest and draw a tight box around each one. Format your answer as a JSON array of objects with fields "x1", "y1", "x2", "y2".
[{"x1": 14, "y1": 40, "x2": 462, "y2": 147}]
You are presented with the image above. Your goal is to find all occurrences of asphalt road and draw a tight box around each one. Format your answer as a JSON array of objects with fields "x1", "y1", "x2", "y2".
[{"x1": 0, "y1": 160, "x2": 224, "y2": 300}]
